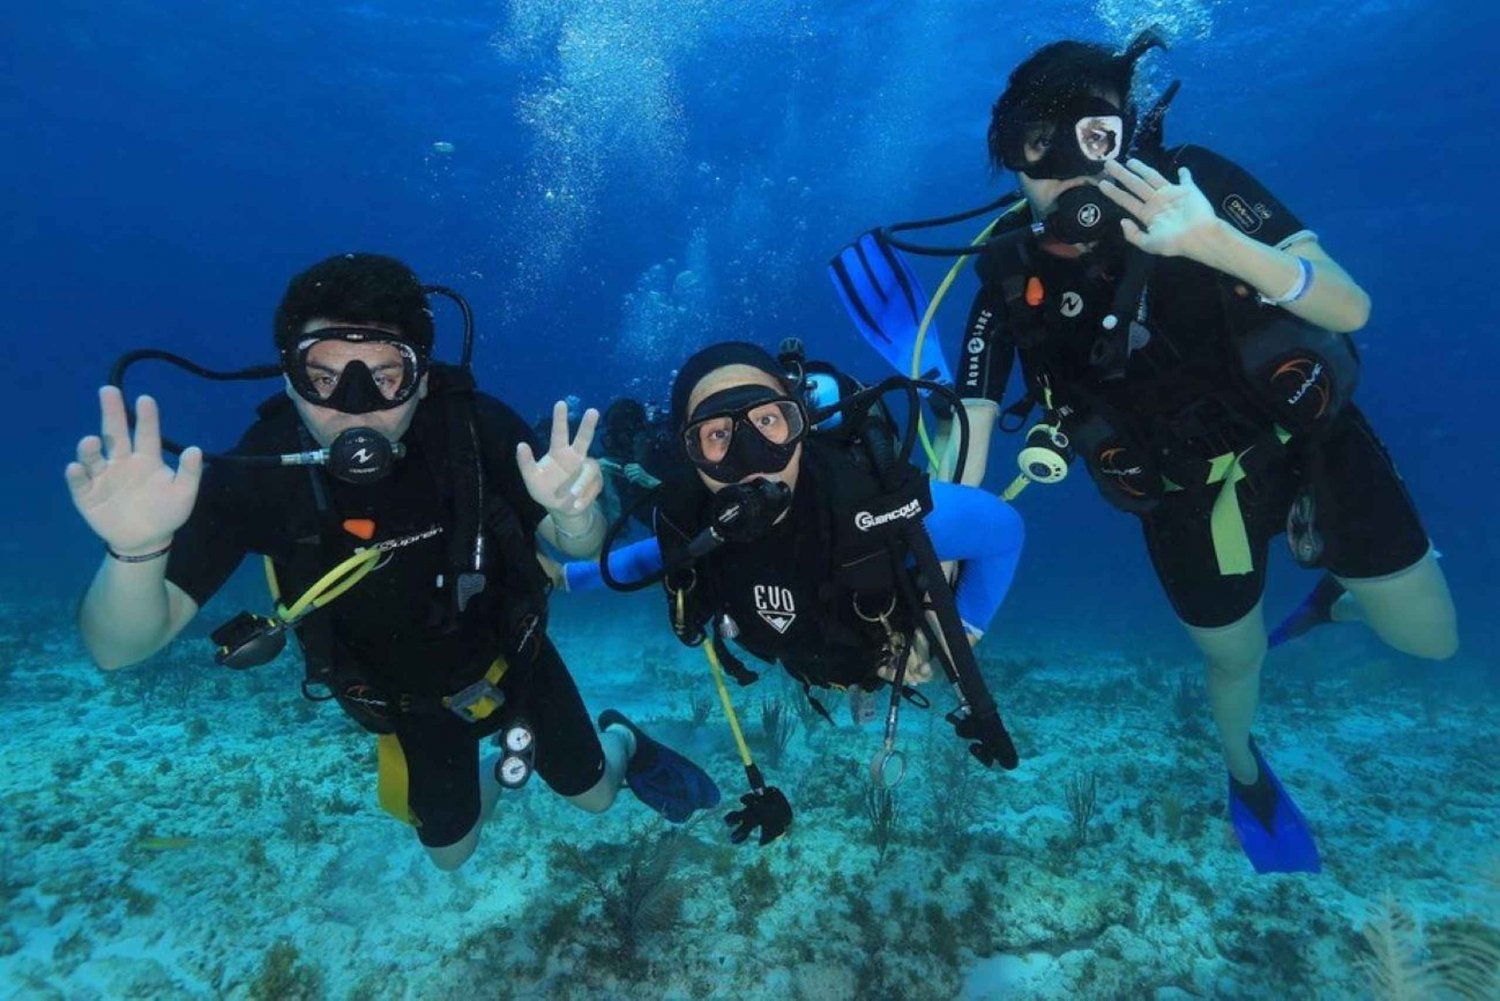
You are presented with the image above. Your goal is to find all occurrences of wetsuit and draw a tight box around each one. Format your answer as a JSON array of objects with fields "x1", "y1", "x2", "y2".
[
  {"x1": 568, "y1": 452, "x2": 1024, "y2": 690},
  {"x1": 166, "y1": 388, "x2": 605, "y2": 847},
  {"x1": 601, "y1": 419, "x2": 685, "y2": 530},
  {"x1": 960, "y1": 144, "x2": 1429, "y2": 628}
]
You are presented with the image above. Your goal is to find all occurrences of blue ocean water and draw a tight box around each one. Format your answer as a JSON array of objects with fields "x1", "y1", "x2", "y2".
[{"x1": 4, "y1": 1, "x2": 1498, "y2": 998}]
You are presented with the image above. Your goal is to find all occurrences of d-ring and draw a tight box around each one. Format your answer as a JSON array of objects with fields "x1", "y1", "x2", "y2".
[{"x1": 853, "y1": 592, "x2": 898, "y2": 624}]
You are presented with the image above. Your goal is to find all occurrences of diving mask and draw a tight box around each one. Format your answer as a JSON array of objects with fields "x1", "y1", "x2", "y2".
[
  {"x1": 1015, "y1": 95, "x2": 1130, "y2": 180},
  {"x1": 283, "y1": 326, "x2": 428, "y2": 414},
  {"x1": 682, "y1": 384, "x2": 808, "y2": 484}
]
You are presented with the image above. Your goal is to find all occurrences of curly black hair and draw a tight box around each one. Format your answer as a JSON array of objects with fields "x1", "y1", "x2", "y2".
[{"x1": 273, "y1": 253, "x2": 434, "y2": 354}]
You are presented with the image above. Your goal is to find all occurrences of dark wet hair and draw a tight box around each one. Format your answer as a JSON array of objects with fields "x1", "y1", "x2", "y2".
[
  {"x1": 601, "y1": 398, "x2": 647, "y2": 458},
  {"x1": 604, "y1": 398, "x2": 647, "y2": 429},
  {"x1": 274, "y1": 253, "x2": 434, "y2": 353},
  {"x1": 988, "y1": 31, "x2": 1165, "y2": 172}
]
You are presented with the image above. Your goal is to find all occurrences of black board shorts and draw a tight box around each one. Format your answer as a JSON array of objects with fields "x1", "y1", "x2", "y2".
[
  {"x1": 392, "y1": 637, "x2": 606, "y2": 848},
  {"x1": 1141, "y1": 406, "x2": 1430, "y2": 629}
]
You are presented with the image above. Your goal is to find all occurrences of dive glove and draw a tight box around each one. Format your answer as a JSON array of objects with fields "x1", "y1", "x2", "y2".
[
  {"x1": 725, "y1": 784, "x2": 792, "y2": 846},
  {"x1": 950, "y1": 706, "x2": 1020, "y2": 770}
]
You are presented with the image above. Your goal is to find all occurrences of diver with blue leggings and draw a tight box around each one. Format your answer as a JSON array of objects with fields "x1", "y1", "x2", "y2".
[{"x1": 555, "y1": 340, "x2": 1025, "y2": 847}]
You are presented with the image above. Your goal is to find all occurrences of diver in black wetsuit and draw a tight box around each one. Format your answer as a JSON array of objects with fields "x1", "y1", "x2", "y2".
[
  {"x1": 67, "y1": 253, "x2": 719, "y2": 871},
  {"x1": 561, "y1": 341, "x2": 1026, "y2": 847},
  {"x1": 945, "y1": 34, "x2": 1458, "y2": 871},
  {"x1": 598, "y1": 397, "x2": 680, "y2": 529}
]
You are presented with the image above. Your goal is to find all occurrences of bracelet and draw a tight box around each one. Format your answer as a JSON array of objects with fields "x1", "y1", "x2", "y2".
[
  {"x1": 551, "y1": 507, "x2": 599, "y2": 541},
  {"x1": 1257, "y1": 256, "x2": 1314, "y2": 307},
  {"x1": 106, "y1": 543, "x2": 172, "y2": 563}
]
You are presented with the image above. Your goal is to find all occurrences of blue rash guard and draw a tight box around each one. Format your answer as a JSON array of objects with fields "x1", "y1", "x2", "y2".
[{"x1": 565, "y1": 480, "x2": 1023, "y2": 637}]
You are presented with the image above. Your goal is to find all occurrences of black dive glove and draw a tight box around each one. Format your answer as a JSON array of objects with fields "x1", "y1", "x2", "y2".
[
  {"x1": 949, "y1": 706, "x2": 1020, "y2": 771},
  {"x1": 725, "y1": 766, "x2": 792, "y2": 846}
]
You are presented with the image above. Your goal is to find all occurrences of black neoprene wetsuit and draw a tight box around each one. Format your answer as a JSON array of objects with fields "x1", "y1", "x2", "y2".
[
  {"x1": 959, "y1": 144, "x2": 1428, "y2": 627},
  {"x1": 166, "y1": 390, "x2": 605, "y2": 846}
]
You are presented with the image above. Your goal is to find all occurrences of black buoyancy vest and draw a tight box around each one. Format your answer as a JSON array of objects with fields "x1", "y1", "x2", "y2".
[
  {"x1": 654, "y1": 435, "x2": 924, "y2": 690},
  {"x1": 976, "y1": 161, "x2": 1357, "y2": 497},
  {"x1": 256, "y1": 365, "x2": 552, "y2": 699}
]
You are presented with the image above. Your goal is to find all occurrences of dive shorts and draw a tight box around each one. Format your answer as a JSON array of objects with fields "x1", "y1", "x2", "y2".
[
  {"x1": 390, "y1": 637, "x2": 606, "y2": 848},
  {"x1": 1141, "y1": 406, "x2": 1431, "y2": 629}
]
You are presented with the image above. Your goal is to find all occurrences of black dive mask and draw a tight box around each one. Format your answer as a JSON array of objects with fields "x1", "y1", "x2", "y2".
[
  {"x1": 1015, "y1": 95, "x2": 1132, "y2": 180},
  {"x1": 283, "y1": 327, "x2": 427, "y2": 414},
  {"x1": 682, "y1": 384, "x2": 807, "y2": 484}
]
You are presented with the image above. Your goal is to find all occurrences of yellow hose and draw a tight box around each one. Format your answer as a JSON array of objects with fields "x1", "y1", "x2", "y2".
[
  {"x1": 909, "y1": 200, "x2": 1029, "y2": 475},
  {"x1": 704, "y1": 644, "x2": 755, "y2": 769}
]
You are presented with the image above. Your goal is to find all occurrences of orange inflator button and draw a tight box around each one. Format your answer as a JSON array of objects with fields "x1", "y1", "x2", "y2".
[
  {"x1": 342, "y1": 519, "x2": 377, "y2": 541},
  {"x1": 1025, "y1": 276, "x2": 1045, "y2": 307}
]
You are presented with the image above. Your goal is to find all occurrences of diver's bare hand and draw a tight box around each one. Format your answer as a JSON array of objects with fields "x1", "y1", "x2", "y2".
[
  {"x1": 1099, "y1": 157, "x2": 1219, "y2": 260},
  {"x1": 65, "y1": 387, "x2": 203, "y2": 554},
  {"x1": 518, "y1": 400, "x2": 603, "y2": 515}
]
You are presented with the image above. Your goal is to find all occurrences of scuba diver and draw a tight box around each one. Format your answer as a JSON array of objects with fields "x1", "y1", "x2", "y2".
[
  {"x1": 66, "y1": 253, "x2": 719, "y2": 871},
  {"x1": 829, "y1": 32, "x2": 1457, "y2": 874},
  {"x1": 597, "y1": 397, "x2": 681, "y2": 528},
  {"x1": 557, "y1": 340, "x2": 1025, "y2": 847}
]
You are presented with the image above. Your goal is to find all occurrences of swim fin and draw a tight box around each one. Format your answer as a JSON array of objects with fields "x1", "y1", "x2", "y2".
[
  {"x1": 1268, "y1": 573, "x2": 1347, "y2": 649},
  {"x1": 828, "y1": 230, "x2": 954, "y2": 388},
  {"x1": 600, "y1": 709, "x2": 721, "y2": 823},
  {"x1": 1228, "y1": 740, "x2": 1322, "y2": 874}
]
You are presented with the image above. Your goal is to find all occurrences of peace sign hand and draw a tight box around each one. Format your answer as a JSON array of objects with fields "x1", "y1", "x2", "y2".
[
  {"x1": 65, "y1": 387, "x2": 203, "y2": 555},
  {"x1": 1098, "y1": 157, "x2": 1220, "y2": 261},
  {"x1": 517, "y1": 400, "x2": 602, "y2": 515}
]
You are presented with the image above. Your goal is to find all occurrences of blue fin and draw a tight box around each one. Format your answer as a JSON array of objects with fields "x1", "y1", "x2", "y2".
[
  {"x1": 828, "y1": 230, "x2": 954, "y2": 388},
  {"x1": 600, "y1": 710, "x2": 720, "y2": 823},
  {"x1": 1228, "y1": 741, "x2": 1322, "y2": 874},
  {"x1": 1268, "y1": 573, "x2": 1347, "y2": 649}
]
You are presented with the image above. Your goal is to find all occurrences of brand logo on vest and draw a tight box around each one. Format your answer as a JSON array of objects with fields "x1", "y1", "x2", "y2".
[
  {"x1": 962, "y1": 310, "x2": 993, "y2": 392},
  {"x1": 1098, "y1": 447, "x2": 1148, "y2": 497},
  {"x1": 1273, "y1": 357, "x2": 1330, "y2": 418},
  {"x1": 1060, "y1": 291, "x2": 1084, "y2": 318},
  {"x1": 1222, "y1": 194, "x2": 1270, "y2": 235},
  {"x1": 753, "y1": 584, "x2": 796, "y2": 634},
  {"x1": 371, "y1": 524, "x2": 443, "y2": 552},
  {"x1": 854, "y1": 498, "x2": 922, "y2": 532}
]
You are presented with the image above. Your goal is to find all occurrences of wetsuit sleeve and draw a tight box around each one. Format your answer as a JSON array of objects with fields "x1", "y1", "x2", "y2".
[
  {"x1": 1169, "y1": 144, "x2": 1315, "y2": 250},
  {"x1": 956, "y1": 282, "x2": 1016, "y2": 405},
  {"x1": 923, "y1": 480, "x2": 1024, "y2": 636},
  {"x1": 474, "y1": 395, "x2": 550, "y2": 532},
  {"x1": 564, "y1": 537, "x2": 664, "y2": 592},
  {"x1": 163, "y1": 461, "x2": 253, "y2": 608}
]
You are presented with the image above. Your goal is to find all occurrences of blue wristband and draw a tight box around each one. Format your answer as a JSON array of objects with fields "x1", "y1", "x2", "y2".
[{"x1": 1258, "y1": 256, "x2": 1314, "y2": 306}]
